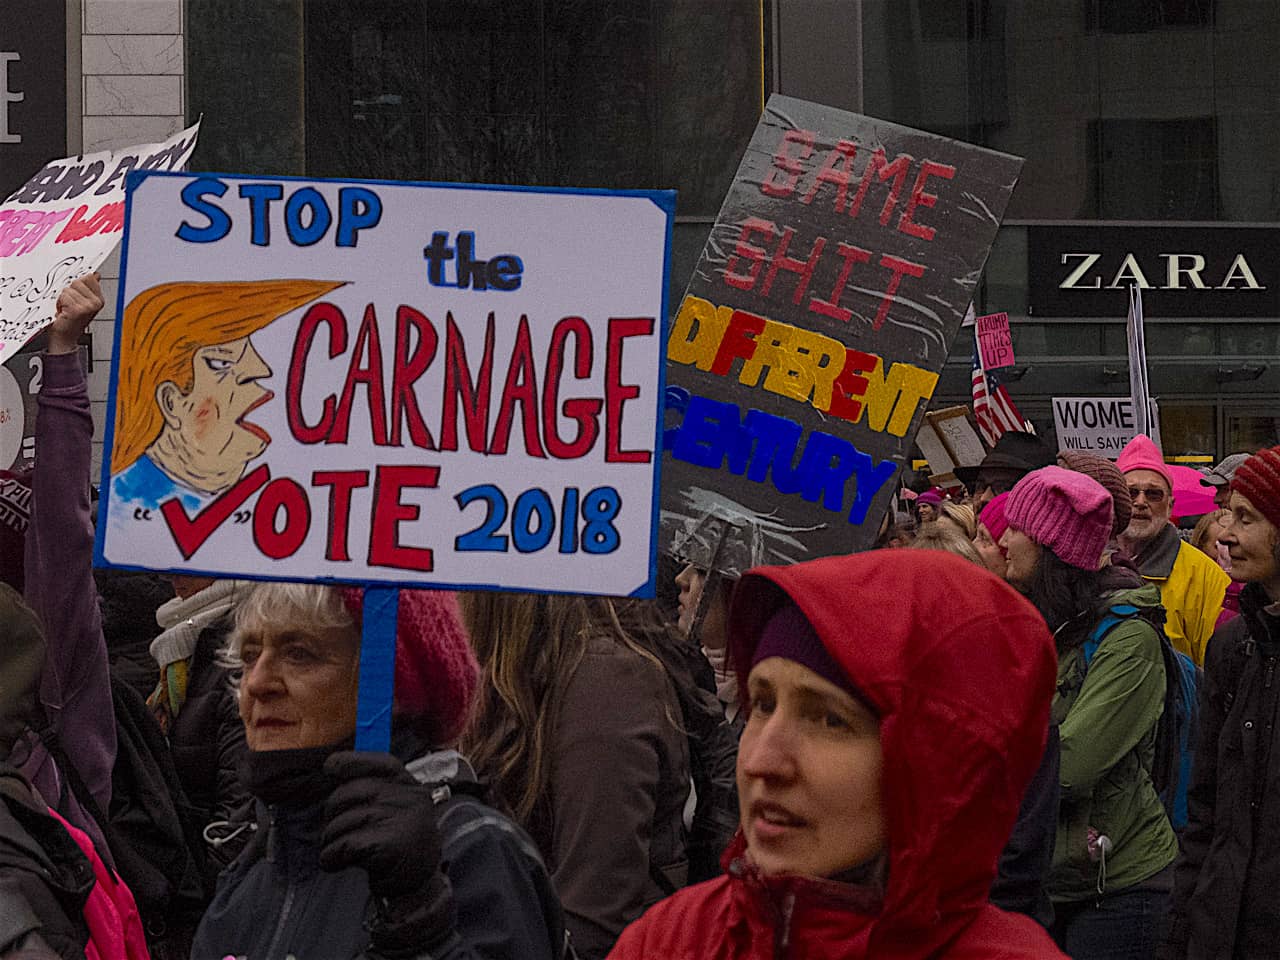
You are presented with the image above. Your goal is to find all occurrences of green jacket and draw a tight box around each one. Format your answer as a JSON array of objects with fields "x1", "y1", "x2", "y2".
[{"x1": 1048, "y1": 584, "x2": 1179, "y2": 903}]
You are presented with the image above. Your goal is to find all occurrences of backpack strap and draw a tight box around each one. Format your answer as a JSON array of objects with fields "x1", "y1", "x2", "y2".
[{"x1": 1083, "y1": 603, "x2": 1143, "y2": 666}]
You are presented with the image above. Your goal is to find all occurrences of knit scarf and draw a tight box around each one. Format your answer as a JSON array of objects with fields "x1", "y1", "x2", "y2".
[
  {"x1": 147, "y1": 579, "x2": 252, "y2": 733},
  {"x1": 703, "y1": 644, "x2": 741, "y2": 724}
]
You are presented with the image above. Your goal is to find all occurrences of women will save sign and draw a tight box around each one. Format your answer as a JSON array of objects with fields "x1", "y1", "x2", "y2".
[{"x1": 95, "y1": 172, "x2": 673, "y2": 598}]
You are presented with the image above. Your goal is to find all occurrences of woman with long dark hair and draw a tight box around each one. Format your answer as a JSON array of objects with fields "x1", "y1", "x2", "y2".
[
  {"x1": 999, "y1": 466, "x2": 1178, "y2": 959},
  {"x1": 460, "y1": 594, "x2": 690, "y2": 960}
]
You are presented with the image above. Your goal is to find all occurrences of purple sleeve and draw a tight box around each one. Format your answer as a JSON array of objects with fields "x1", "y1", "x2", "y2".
[{"x1": 23, "y1": 351, "x2": 116, "y2": 812}]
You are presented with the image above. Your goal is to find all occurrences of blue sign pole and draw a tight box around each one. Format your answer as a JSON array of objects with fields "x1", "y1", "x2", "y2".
[{"x1": 354, "y1": 585, "x2": 398, "y2": 751}]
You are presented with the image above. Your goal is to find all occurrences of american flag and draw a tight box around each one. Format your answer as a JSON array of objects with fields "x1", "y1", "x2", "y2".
[{"x1": 971, "y1": 328, "x2": 1029, "y2": 446}]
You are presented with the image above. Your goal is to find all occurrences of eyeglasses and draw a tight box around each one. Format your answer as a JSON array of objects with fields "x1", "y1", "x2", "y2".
[{"x1": 1128, "y1": 486, "x2": 1167, "y2": 504}]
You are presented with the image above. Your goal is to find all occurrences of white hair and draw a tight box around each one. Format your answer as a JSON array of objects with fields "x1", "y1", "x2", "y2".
[{"x1": 219, "y1": 581, "x2": 357, "y2": 682}]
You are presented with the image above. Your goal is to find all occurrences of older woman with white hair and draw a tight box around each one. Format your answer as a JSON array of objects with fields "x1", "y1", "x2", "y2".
[{"x1": 190, "y1": 582, "x2": 566, "y2": 960}]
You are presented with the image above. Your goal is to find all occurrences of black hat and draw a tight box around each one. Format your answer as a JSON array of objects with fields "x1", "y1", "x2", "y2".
[{"x1": 954, "y1": 431, "x2": 1056, "y2": 488}]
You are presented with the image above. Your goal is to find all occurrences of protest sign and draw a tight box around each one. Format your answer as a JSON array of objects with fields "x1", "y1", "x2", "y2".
[
  {"x1": 0, "y1": 121, "x2": 201, "y2": 365},
  {"x1": 1052, "y1": 397, "x2": 1141, "y2": 458},
  {"x1": 976, "y1": 311, "x2": 1014, "y2": 370},
  {"x1": 96, "y1": 171, "x2": 672, "y2": 601},
  {"x1": 660, "y1": 95, "x2": 1023, "y2": 570}
]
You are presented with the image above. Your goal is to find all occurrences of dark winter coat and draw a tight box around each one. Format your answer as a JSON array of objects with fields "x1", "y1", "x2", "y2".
[
  {"x1": 1165, "y1": 582, "x2": 1280, "y2": 960},
  {"x1": 0, "y1": 765, "x2": 94, "y2": 960},
  {"x1": 537, "y1": 636, "x2": 690, "y2": 960},
  {"x1": 191, "y1": 750, "x2": 564, "y2": 960},
  {"x1": 166, "y1": 618, "x2": 253, "y2": 873},
  {"x1": 992, "y1": 725, "x2": 1060, "y2": 928}
]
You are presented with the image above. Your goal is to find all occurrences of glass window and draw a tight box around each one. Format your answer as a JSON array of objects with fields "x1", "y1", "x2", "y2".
[
  {"x1": 1087, "y1": 118, "x2": 1219, "y2": 220},
  {"x1": 302, "y1": 0, "x2": 763, "y2": 216},
  {"x1": 1102, "y1": 323, "x2": 1216, "y2": 356},
  {"x1": 1084, "y1": 0, "x2": 1214, "y2": 34},
  {"x1": 1219, "y1": 324, "x2": 1280, "y2": 357},
  {"x1": 1224, "y1": 407, "x2": 1280, "y2": 455},
  {"x1": 1160, "y1": 404, "x2": 1216, "y2": 459}
]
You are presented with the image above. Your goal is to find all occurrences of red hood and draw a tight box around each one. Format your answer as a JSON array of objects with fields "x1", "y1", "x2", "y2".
[{"x1": 728, "y1": 550, "x2": 1057, "y2": 957}]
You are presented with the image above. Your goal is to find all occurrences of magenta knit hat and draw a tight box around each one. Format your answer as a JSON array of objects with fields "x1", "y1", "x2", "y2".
[
  {"x1": 1116, "y1": 434, "x2": 1173, "y2": 491},
  {"x1": 979, "y1": 492, "x2": 1011, "y2": 542},
  {"x1": 751, "y1": 603, "x2": 861, "y2": 702},
  {"x1": 338, "y1": 587, "x2": 478, "y2": 744},
  {"x1": 917, "y1": 489, "x2": 943, "y2": 506},
  {"x1": 1232, "y1": 447, "x2": 1280, "y2": 532},
  {"x1": 1005, "y1": 466, "x2": 1114, "y2": 570}
]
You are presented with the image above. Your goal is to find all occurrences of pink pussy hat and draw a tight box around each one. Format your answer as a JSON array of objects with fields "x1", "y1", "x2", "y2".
[
  {"x1": 1005, "y1": 466, "x2": 1114, "y2": 570},
  {"x1": 1116, "y1": 434, "x2": 1173, "y2": 491}
]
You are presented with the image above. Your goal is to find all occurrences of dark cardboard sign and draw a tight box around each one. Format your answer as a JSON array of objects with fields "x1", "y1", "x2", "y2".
[
  {"x1": 1, "y1": 7, "x2": 68, "y2": 201},
  {"x1": 1027, "y1": 224, "x2": 1279, "y2": 319},
  {"x1": 660, "y1": 95, "x2": 1023, "y2": 572}
]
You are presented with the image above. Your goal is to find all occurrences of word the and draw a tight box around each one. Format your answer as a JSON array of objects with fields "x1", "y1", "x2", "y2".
[
  {"x1": 455, "y1": 484, "x2": 620, "y2": 554},
  {"x1": 1058, "y1": 252, "x2": 1264, "y2": 291},
  {"x1": 423, "y1": 231, "x2": 523, "y2": 291},
  {"x1": 665, "y1": 387, "x2": 896, "y2": 525},
  {"x1": 176, "y1": 178, "x2": 383, "y2": 248},
  {"x1": 159, "y1": 462, "x2": 441, "y2": 571},
  {"x1": 286, "y1": 302, "x2": 652, "y2": 463},
  {"x1": 668, "y1": 295, "x2": 936, "y2": 437}
]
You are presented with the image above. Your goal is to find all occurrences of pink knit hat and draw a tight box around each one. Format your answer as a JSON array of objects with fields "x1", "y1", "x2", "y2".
[
  {"x1": 338, "y1": 587, "x2": 478, "y2": 744},
  {"x1": 1116, "y1": 434, "x2": 1173, "y2": 491},
  {"x1": 1005, "y1": 467, "x2": 1114, "y2": 570},
  {"x1": 979, "y1": 492, "x2": 1011, "y2": 542}
]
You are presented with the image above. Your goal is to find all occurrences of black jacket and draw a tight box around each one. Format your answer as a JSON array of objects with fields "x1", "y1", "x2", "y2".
[
  {"x1": 168, "y1": 619, "x2": 252, "y2": 837},
  {"x1": 0, "y1": 765, "x2": 94, "y2": 960},
  {"x1": 1165, "y1": 583, "x2": 1280, "y2": 960},
  {"x1": 992, "y1": 724, "x2": 1060, "y2": 929},
  {"x1": 191, "y1": 750, "x2": 565, "y2": 960}
]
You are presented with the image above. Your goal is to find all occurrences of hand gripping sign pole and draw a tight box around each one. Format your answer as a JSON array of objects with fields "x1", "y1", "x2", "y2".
[{"x1": 96, "y1": 171, "x2": 674, "y2": 753}]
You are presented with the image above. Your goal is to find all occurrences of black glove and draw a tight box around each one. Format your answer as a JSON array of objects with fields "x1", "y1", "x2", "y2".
[{"x1": 321, "y1": 752, "x2": 457, "y2": 957}]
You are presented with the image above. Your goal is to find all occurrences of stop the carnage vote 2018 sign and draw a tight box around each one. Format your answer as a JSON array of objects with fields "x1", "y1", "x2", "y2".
[{"x1": 95, "y1": 173, "x2": 673, "y2": 597}]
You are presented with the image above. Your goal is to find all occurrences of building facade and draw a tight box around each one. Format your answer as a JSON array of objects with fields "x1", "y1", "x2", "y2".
[{"x1": 7, "y1": 0, "x2": 1278, "y2": 472}]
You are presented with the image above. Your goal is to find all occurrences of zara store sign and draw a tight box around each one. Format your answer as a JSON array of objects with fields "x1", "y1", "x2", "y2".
[{"x1": 1027, "y1": 224, "x2": 1278, "y2": 319}]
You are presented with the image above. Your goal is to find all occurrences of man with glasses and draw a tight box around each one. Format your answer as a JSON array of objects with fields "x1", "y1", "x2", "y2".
[
  {"x1": 1117, "y1": 435, "x2": 1229, "y2": 666},
  {"x1": 955, "y1": 431, "x2": 1056, "y2": 511}
]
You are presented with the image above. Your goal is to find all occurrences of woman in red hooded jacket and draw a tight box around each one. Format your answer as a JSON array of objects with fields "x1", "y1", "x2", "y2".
[{"x1": 608, "y1": 550, "x2": 1067, "y2": 960}]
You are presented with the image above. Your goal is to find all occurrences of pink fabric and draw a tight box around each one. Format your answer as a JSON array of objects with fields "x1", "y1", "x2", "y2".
[
  {"x1": 1167, "y1": 464, "x2": 1219, "y2": 519},
  {"x1": 979, "y1": 493, "x2": 1011, "y2": 543},
  {"x1": 45, "y1": 809, "x2": 149, "y2": 960},
  {"x1": 337, "y1": 587, "x2": 478, "y2": 744},
  {"x1": 1117, "y1": 434, "x2": 1174, "y2": 490},
  {"x1": 1006, "y1": 467, "x2": 1113, "y2": 570}
]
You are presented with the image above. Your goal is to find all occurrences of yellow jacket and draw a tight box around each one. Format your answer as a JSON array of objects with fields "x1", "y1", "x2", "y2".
[{"x1": 1134, "y1": 524, "x2": 1230, "y2": 666}]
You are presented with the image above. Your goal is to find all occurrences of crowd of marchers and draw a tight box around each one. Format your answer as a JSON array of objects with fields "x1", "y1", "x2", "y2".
[{"x1": 1, "y1": 274, "x2": 1277, "y2": 960}]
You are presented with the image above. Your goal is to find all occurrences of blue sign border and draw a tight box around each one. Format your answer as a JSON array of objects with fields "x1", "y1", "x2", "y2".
[{"x1": 94, "y1": 169, "x2": 674, "y2": 600}]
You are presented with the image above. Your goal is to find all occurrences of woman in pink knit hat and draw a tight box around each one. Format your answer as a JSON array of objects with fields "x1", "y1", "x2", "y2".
[
  {"x1": 1000, "y1": 467, "x2": 1178, "y2": 960},
  {"x1": 191, "y1": 583, "x2": 566, "y2": 960}
]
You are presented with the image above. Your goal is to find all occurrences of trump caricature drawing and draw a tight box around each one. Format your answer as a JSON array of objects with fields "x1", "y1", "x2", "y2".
[{"x1": 110, "y1": 279, "x2": 342, "y2": 511}]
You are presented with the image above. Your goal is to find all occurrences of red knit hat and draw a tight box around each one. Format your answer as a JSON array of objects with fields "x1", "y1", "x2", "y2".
[
  {"x1": 338, "y1": 587, "x2": 478, "y2": 744},
  {"x1": 1231, "y1": 447, "x2": 1280, "y2": 532},
  {"x1": 1005, "y1": 466, "x2": 1114, "y2": 570}
]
